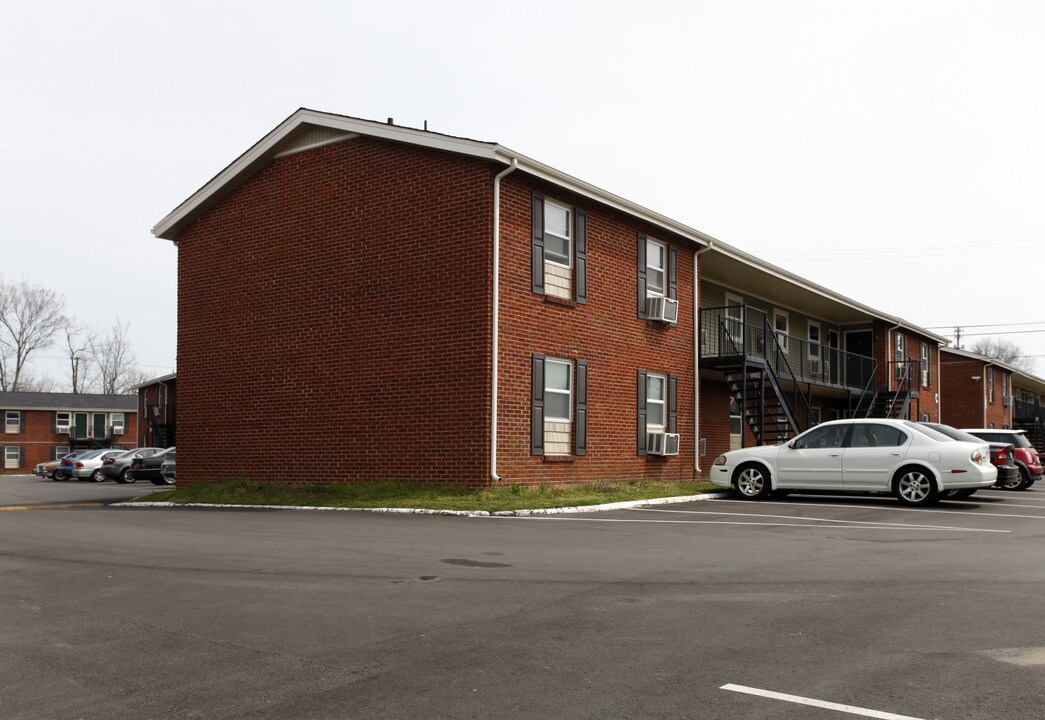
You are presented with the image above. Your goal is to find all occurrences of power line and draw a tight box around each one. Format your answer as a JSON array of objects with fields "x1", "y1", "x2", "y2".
[{"x1": 925, "y1": 321, "x2": 1045, "y2": 329}]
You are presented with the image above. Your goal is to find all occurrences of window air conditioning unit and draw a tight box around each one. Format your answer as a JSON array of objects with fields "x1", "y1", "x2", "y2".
[
  {"x1": 646, "y1": 296, "x2": 679, "y2": 324},
  {"x1": 646, "y1": 432, "x2": 680, "y2": 456},
  {"x1": 1003, "y1": 395, "x2": 1012, "y2": 407}
]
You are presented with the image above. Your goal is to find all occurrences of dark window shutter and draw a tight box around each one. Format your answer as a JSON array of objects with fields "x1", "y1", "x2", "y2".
[
  {"x1": 531, "y1": 354, "x2": 545, "y2": 456},
  {"x1": 637, "y1": 370, "x2": 648, "y2": 455},
  {"x1": 668, "y1": 374, "x2": 679, "y2": 435},
  {"x1": 668, "y1": 246, "x2": 679, "y2": 301},
  {"x1": 637, "y1": 234, "x2": 647, "y2": 318},
  {"x1": 52, "y1": 412, "x2": 58, "y2": 434},
  {"x1": 575, "y1": 360, "x2": 588, "y2": 456},
  {"x1": 19, "y1": 413, "x2": 25, "y2": 433},
  {"x1": 18, "y1": 446, "x2": 24, "y2": 468},
  {"x1": 574, "y1": 210, "x2": 588, "y2": 304},
  {"x1": 531, "y1": 194, "x2": 545, "y2": 295}
]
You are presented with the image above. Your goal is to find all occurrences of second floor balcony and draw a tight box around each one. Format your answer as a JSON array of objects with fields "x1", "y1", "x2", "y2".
[{"x1": 700, "y1": 305, "x2": 876, "y2": 393}]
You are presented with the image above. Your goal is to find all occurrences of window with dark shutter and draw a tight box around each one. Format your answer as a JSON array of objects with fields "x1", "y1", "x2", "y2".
[
  {"x1": 668, "y1": 375, "x2": 679, "y2": 434},
  {"x1": 575, "y1": 360, "x2": 588, "y2": 455},
  {"x1": 668, "y1": 246, "x2": 678, "y2": 304},
  {"x1": 531, "y1": 193, "x2": 545, "y2": 295},
  {"x1": 531, "y1": 354, "x2": 545, "y2": 455},
  {"x1": 574, "y1": 211, "x2": 588, "y2": 304},
  {"x1": 637, "y1": 235, "x2": 647, "y2": 318},
  {"x1": 637, "y1": 370, "x2": 648, "y2": 455}
]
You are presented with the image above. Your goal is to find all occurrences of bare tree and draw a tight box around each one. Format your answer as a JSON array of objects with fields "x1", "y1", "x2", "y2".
[
  {"x1": 970, "y1": 337, "x2": 1037, "y2": 373},
  {"x1": 0, "y1": 277, "x2": 66, "y2": 391},
  {"x1": 90, "y1": 320, "x2": 144, "y2": 394},
  {"x1": 62, "y1": 321, "x2": 97, "y2": 394}
]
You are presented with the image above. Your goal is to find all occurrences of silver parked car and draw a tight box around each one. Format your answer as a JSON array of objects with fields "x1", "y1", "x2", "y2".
[
  {"x1": 70, "y1": 449, "x2": 127, "y2": 482},
  {"x1": 101, "y1": 447, "x2": 164, "y2": 484},
  {"x1": 159, "y1": 450, "x2": 176, "y2": 486}
]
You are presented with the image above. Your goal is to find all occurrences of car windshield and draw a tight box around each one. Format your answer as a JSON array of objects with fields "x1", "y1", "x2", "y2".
[{"x1": 905, "y1": 422, "x2": 955, "y2": 442}]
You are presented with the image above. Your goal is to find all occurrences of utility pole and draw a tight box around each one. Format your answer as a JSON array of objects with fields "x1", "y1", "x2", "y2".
[{"x1": 953, "y1": 326, "x2": 963, "y2": 349}]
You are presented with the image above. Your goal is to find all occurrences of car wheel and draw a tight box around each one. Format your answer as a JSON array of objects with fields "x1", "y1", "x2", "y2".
[
  {"x1": 115, "y1": 468, "x2": 130, "y2": 484},
  {"x1": 1000, "y1": 467, "x2": 1032, "y2": 491},
  {"x1": 893, "y1": 467, "x2": 938, "y2": 506},
  {"x1": 50, "y1": 470, "x2": 62, "y2": 481},
  {"x1": 90, "y1": 469, "x2": 105, "y2": 482},
  {"x1": 734, "y1": 463, "x2": 772, "y2": 500}
]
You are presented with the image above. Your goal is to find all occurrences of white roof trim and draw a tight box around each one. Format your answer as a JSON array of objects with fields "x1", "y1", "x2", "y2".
[{"x1": 152, "y1": 109, "x2": 717, "y2": 250}]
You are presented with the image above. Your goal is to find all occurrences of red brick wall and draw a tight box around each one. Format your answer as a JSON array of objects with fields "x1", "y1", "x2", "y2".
[
  {"x1": 477, "y1": 173, "x2": 698, "y2": 484},
  {"x1": 176, "y1": 138, "x2": 496, "y2": 487},
  {"x1": 940, "y1": 356, "x2": 1010, "y2": 429}
]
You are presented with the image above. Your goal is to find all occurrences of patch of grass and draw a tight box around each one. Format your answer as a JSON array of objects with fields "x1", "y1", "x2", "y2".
[{"x1": 131, "y1": 478, "x2": 720, "y2": 513}]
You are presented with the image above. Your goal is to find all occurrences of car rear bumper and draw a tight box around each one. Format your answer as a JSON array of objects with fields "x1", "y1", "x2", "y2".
[
  {"x1": 939, "y1": 464, "x2": 997, "y2": 489},
  {"x1": 995, "y1": 466, "x2": 1020, "y2": 485}
]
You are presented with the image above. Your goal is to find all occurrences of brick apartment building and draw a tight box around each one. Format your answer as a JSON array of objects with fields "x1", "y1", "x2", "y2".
[
  {"x1": 154, "y1": 109, "x2": 721, "y2": 487},
  {"x1": 137, "y1": 373, "x2": 176, "y2": 448},
  {"x1": 0, "y1": 392, "x2": 137, "y2": 474},
  {"x1": 151, "y1": 109, "x2": 982, "y2": 488},
  {"x1": 939, "y1": 347, "x2": 1045, "y2": 452},
  {"x1": 697, "y1": 248, "x2": 946, "y2": 463}
]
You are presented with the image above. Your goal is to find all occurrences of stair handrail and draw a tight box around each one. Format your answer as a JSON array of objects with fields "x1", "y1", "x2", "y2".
[
  {"x1": 850, "y1": 357, "x2": 879, "y2": 418},
  {"x1": 761, "y1": 316, "x2": 816, "y2": 434},
  {"x1": 887, "y1": 360, "x2": 914, "y2": 418}
]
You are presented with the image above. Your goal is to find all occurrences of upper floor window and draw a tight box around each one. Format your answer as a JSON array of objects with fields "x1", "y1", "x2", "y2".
[
  {"x1": 111, "y1": 413, "x2": 126, "y2": 435},
  {"x1": 920, "y1": 342, "x2": 931, "y2": 387},
  {"x1": 531, "y1": 194, "x2": 587, "y2": 304},
  {"x1": 543, "y1": 200, "x2": 572, "y2": 267},
  {"x1": 55, "y1": 412, "x2": 71, "y2": 433},
  {"x1": 646, "y1": 373, "x2": 666, "y2": 429},
  {"x1": 894, "y1": 333, "x2": 907, "y2": 380},
  {"x1": 988, "y1": 367, "x2": 995, "y2": 403},
  {"x1": 645, "y1": 239, "x2": 666, "y2": 297},
  {"x1": 5, "y1": 411, "x2": 20, "y2": 434}
]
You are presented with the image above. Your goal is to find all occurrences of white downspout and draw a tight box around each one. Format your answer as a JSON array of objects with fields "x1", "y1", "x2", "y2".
[
  {"x1": 490, "y1": 159, "x2": 518, "y2": 482},
  {"x1": 693, "y1": 243, "x2": 713, "y2": 476},
  {"x1": 982, "y1": 360, "x2": 996, "y2": 428}
]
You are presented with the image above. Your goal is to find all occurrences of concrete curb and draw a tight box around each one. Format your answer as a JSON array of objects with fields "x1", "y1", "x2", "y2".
[{"x1": 111, "y1": 492, "x2": 730, "y2": 517}]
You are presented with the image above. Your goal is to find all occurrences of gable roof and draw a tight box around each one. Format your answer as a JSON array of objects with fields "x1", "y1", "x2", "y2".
[
  {"x1": 152, "y1": 108, "x2": 717, "y2": 251},
  {"x1": 0, "y1": 392, "x2": 137, "y2": 412},
  {"x1": 154, "y1": 108, "x2": 947, "y2": 344}
]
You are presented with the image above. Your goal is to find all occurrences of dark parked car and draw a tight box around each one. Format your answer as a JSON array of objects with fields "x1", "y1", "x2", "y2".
[
  {"x1": 101, "y1": 447, "x2": 164, "y2": 483},
  {"x1": 962, "y1": 429, "x2": 1042, "y2": 491},
  {"x1": 127, "y1": 447, "x2": 176, "y2": 485},
  {"x1": 919, "y1": 423, "x2": 1019, "y2": 495}
]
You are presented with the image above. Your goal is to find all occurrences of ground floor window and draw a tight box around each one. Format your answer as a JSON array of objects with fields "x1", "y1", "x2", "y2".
[{"x1": 4, "y1": 446, "x2": 21, "y2": 469}]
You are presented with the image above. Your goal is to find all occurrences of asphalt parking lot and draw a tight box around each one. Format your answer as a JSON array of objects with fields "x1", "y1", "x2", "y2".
[{"x1": 1, "y1": 481, "x2": 1043, "y2": 719}]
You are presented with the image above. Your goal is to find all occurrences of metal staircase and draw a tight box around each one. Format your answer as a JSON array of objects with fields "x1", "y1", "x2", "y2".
[
  {"x1": 725, "y1": 360, "x2": 803, "y2": 445},
  {"x1": 861, "y1": 361, "x2": 914, "y2": 420}
]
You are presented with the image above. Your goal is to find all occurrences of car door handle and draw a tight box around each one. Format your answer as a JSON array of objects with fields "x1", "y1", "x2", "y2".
[
  {"x1": 889, "y1": 452, "x2": 902, "y2": 456},
  {"x1": 828, "y1": 453, "x2": 840, "y2": 457}
]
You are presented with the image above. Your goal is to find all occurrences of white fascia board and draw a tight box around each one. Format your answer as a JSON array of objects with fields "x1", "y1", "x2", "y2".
[
  {"x1": 153, "y1": 109, "x2": 504, "y2": 241},
  {"x1": 707, "y1": 241, "x2": 950, "y2": 345},
  {"x1": 153, "y1": 108, "x2": 716, "y2": 249},
  {"x1": 499, "y1": 148, "x2": 716, "y2": 249},
  {"x1": 135, "y1": 372, "x2": 177, "y2": 388}
]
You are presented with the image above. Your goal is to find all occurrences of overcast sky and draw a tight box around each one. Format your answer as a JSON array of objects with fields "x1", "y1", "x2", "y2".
[{"x1": 2, "y1": 0, "x2": 1043, "y2": 385}]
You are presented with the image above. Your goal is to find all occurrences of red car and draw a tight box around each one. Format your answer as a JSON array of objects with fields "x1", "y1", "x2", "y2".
[{"x1": 963, "y1": 429, "x2": 1042, "y2": 491}]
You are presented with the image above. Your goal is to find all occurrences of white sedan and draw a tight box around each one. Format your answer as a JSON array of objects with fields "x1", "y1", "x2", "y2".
[{"x1": 710, "y1": 419, "x2": 997, "y2": 506}]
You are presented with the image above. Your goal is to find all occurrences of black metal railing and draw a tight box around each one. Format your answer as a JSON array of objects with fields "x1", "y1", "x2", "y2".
[{"x1": 700, "y1": 306, "x2": 877, "y2": 392}]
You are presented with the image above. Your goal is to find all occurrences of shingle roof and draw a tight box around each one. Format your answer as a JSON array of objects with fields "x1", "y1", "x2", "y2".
[{"x1": 0, "y1": 392, "x2": 137, "y2": 412}]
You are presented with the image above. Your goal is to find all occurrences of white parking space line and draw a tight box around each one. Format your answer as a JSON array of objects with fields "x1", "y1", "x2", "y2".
[
  {"x1": 710, "y1": 497, "x2": 1045, "y2": 521},
  {"x1": 629, "y1": 507, "x2": 1009, "y2": 533},
  {"x1": 721, "y1": 684, "x2": 925, "y2": 719},
  {"x1": 490, "y1": 515, "x2": 1008, "y2": 533}
]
